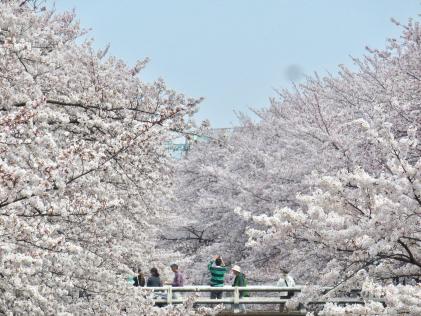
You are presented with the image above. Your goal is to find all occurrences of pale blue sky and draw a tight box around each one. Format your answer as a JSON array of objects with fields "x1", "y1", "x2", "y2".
[{"x1": 52, "y1": 1, "x2": 419, "y2": 127}]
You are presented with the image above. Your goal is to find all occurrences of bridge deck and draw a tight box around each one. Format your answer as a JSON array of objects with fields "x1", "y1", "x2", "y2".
[
  {"x1": 218, "y1": 312, "x2": 305, "y2": 316},
  {"x1": 146, "y1": 285, "x2": 376, "y2": 313}
]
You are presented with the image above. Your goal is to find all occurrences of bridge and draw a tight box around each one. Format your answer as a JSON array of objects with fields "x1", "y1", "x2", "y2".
[
  {"x1": 147, "y1": 285, "x2": 375, "y2": 314},
  {"x1": 164, "y1": 127, "x2": 237, "y2": 158}
]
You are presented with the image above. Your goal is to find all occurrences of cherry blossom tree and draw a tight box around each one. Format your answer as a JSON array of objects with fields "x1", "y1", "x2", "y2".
[
  {"x1": 0, "y1": 1, "x2": 205, "y2": 314},
  {"x1": 243, "y1": 17, "x2": 421, "y2": 314},
  {"x1": 168, "y1": 13, "x2": 420, "y2": 314}
]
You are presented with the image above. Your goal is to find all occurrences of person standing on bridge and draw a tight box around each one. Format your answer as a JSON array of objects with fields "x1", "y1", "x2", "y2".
[
  {"x1": 147, "y1": 267, "x2": 163, "y2": 287},
  {"x1": 208, "y1": 255, "x2": 228, "y2": 299},
  {"x1": 167, "y1": 263, "x2": 184, "y2": 300},
  {"x1": 133, "y1": 267, "x2": 146, "y2": 287},
  {"x1": 277, "y1": 269, "x2": 296, "y2": 312},
  {"x1": 147, "y1": 268, "x2": 164, "y2": 307},
  {"x1": 231, "y1": 265, "x2": 248, "y2": 312},
  {"x1": 169, "y1": 263, "x2": 184, "y2": 287},
  {"x1": 277, "y1": 268, "x2": 295, "y2": 297}
]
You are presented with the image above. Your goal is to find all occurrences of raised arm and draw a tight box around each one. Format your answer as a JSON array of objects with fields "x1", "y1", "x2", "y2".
[{"x1": 208, "y1": 260, "x2": 215, "y2": 271}]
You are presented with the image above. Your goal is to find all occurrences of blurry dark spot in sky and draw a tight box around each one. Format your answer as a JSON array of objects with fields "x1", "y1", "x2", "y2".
[{"x1": 284, "y1": 64, "x2": 304, "y2": 81}]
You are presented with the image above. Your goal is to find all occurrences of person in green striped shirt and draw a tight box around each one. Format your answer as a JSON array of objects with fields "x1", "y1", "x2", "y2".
[{"x1": 208, "y1": 255, "x2": 228, "y2": 299}]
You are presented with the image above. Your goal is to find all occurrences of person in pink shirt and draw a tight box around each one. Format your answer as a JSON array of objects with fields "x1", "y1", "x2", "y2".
[
  {"x1": 170, "y1": 263, "x2": 184, "y2": 287},
  {"x1": 167, "y1": 263, "x2": 184, "y2": 300}
]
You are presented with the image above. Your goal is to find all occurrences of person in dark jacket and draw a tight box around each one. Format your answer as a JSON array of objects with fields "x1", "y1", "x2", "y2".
[
  {"x1": 231, "y1": 265, "x2": 248, "y2": 312},
  {"x1": 133, "y1": 268, "x2": 146, "y2": 287},
  {"x1": 147, "y1": 267, "x2": 165, "y2": 307},
  {"x1": 147, "y1": 267, "x2": 163, "y2": 287}
]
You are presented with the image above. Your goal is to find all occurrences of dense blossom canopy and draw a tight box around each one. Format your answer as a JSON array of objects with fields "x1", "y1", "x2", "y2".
[
  {"x1": 168, "y1": 15, "x2": 420, "y2": 315},
  {"x1": 2, "y1": 0, "x2": 420, "y2": 314},
  {"x1": 0, "y1": 1, "x2": 204, "y2": 314}
]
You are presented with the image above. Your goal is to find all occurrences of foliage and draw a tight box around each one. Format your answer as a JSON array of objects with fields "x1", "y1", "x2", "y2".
[
  {"x1": 168, "y1": 13, "x2": 421, "y2": 314},
  {"x1": 0, "y1": 1, "x2": 203, "y2": 314}
]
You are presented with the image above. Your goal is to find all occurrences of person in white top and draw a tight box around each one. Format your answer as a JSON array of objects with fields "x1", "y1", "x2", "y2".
[{"x1": 276, "y1": 269, "x2": 296, "y2": 297}]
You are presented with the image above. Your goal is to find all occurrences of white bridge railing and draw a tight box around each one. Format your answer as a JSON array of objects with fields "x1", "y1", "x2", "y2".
[{"x1": 147, "y1": 285, "x2": 369, "y2": 309}]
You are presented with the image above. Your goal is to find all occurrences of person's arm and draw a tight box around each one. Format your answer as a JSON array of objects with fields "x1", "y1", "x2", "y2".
[
  {"x1": 178, "y1": 274, "x2": 184, "y2": 286},
  {"x1": 147, "y1": 278, "x2": 152, "y2": 287},
  {"x1": 232, "y1": 275, "x2": 238, "y2": 287},
  {"x1": 208, "y1": 260, "x2": 215, "y2": 271}
]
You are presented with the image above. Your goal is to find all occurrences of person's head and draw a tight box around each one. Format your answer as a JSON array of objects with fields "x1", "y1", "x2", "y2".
[
  {"x1": 137, "y1": 267, "x2": 142, "y2": 274},
  {"x1": 215, "y1": 258, "x2": 223, "y2": 266},
  {"x1": 150, "y1": 267, "x2": 159, "y2": 277},
  {"x1": 280, "y1": 268, "x2": 289, "y2": 276},
  {"x1": 170, "y1": 263, "x2": 178, "y2": 272},
  {"x1": 231, "y1": 265, "x2": 241, "y2": 276}
]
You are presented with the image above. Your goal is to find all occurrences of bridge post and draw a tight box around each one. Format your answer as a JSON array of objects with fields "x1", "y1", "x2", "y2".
[{"x1": 167, "y1": 286, "x2": 173, "y2": 305}]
